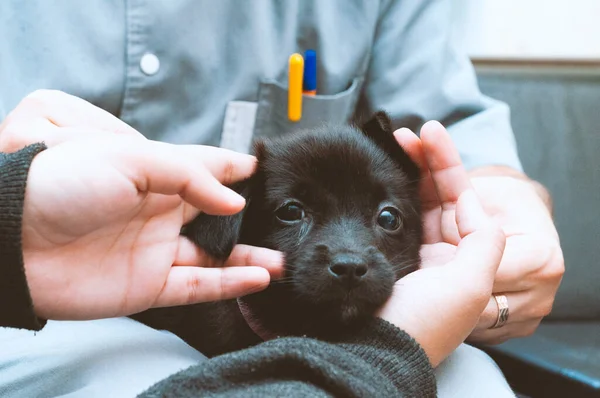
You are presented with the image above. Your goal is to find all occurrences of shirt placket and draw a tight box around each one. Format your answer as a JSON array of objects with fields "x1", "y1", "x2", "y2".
[{"x1": 120, "y1": 0, "x2": 149, "y2": 127}]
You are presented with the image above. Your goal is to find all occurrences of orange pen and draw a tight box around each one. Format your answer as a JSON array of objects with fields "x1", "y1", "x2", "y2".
[{"x1": 288, "y1": 53, "x2": 304, "y2": 122}]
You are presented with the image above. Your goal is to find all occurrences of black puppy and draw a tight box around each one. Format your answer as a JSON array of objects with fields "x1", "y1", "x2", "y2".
[{"x1": 132, "y1": 112, "x2": 423, "y2": 357}]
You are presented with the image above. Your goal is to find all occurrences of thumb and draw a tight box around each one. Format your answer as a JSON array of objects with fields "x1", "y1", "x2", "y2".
[{"x1": 452, "y1": 189, "x2": 506, "y2": 279}]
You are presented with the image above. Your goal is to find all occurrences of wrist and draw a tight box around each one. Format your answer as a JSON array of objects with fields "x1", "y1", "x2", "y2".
[
  {"x1": 0, "y1": 143, "x2": 48, "y2": 330},
  {"x1": 468, "y1": 165, "x2": 553, "y2": 214}
]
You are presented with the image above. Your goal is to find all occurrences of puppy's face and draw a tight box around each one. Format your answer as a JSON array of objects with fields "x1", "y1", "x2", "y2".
[{"x1": 185, "y1": 112, "x2": 422, "y2": 327}]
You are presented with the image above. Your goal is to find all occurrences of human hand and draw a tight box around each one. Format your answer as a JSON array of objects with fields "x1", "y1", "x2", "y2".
[
  {"x1": 465, "y1": 169, "x2": 564, "y2": 344},
  {"x1": 0, "y1": 89, "x2": 144, "y2": 152},
  {"x1": 22, "y1": 136, "x2": 283, "y2": 321},
  {"x1": 390, "y1": 121, "x2": 564, "y2": 349},
  {"x1": 378, "y1": 121, "x2": 506, "y2": 367}
]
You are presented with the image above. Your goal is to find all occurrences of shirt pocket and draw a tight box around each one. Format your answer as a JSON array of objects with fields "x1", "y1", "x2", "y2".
[{"x1": 253, "y1": 77, "x2": 364, "y2": 140}]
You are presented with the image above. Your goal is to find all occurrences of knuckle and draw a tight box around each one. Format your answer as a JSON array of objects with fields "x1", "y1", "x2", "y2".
[
  {"x1": 186, "y1": 273, "x2": 202, "y2": 304},
  {"x1": 242, "y1": 246, "x2": 257, "y2": 267},
  {"x1": 21, "y1": 89, "x2": 65, "y2": 114},
  {"x1": 546, "y1": 244, "x2": 565, "y2": 280},
  {"x1": 524, "y1": 295, "x2": 555, "y2": 319},
  {"x1": 222, "y1": 158, "x2": 236, "y2": 186},
  {"x1": 0, "y1": 123, "x2": 26, "y2": 152},
  {"x1": 25, "y1": 88, "x2": 62, "y2": 102},
  {"x1": 531, "y1": 240, "x2": 565, "y2": 283},
  {"x1": 535, "y1": 299, "x2": 554, "y2": 318},
  {"x1": 22, "y1": 90, "x2": 48, "y2": 107},
  {"x1": 1, "y1": 105, "x2": 25, "y2": 131},
  {"x1": 1, "y1": 110, "x2": 15, "y2": 126},
  {"x1": 18, "y1": 91, "x2": 49, "y2": 116},
  {"x1": 219, "y1": 269, "x2": 228, "y2": 301}
]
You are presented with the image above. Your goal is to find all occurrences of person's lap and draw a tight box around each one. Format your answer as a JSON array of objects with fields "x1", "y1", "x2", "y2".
[
  {"x1": 0, "y1": 318, "x2": 515, "y2": 397},
  {"x1": 0, "y1": 318, "x2": 204, "y2": 397}
]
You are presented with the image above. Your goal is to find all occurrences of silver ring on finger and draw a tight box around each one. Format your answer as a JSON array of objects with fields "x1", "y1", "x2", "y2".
[{"x1": 491, "y1": 294, "x2": 509, "y2": 329}]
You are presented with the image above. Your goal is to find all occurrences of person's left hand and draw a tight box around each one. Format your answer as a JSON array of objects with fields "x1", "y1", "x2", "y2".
[
  {"x1": 21, "y1": 135, "x2": 284, "y2": 321},
  {"x1": 464, "y1": 169, "x2": 564, "y2": 344}
]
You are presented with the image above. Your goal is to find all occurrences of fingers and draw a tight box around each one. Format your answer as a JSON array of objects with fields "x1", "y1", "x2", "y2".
[
  {"x1": 473, "y1": 293, "x2": 529, "y2": 330},
  {"x1": 474, "y1": 289, "x2": 555, "y2": 332},
  {"x1": 224, "y1": 244, "x2": 285, "y2": 279},
  {"x1": 468, "y1": 318, "x2": 542, "y2": 345},
  {"x1": 492, "y1": 234, "x2": 563, "y2": 293},
  {"x1": 152, "y1": 265, "x2": 271, "y2": 307},
  {"x1": 13, "y1": 89, "x2": 143, "y2": 138},
  {"x1": 120, "y1": 140, "x2": 255, "y2": 215},
  {"x1": 1, "y1": 90, "x2": 145, "y2": 153},
  {"x1": 419, "y1": 121, "x2": 473, "y2": 245},
  {"x1": 174, "y1": 237, "x2": 284, "y2": 278},
  {"x1": 181, "y1": 145, "x2": 258, "y2": 186},
  {"x1": 393, "y1": 128, "x2": 427, "y2": 170},
  {"x1": 0, "y1": 118, "x2": 57, "y2": 152},
  {"x1": 393, "y1": 128, "x2": 439, "y2": 208},
  {"x1": 420, "y1": 121, "x2": 472, "y2": 208}
]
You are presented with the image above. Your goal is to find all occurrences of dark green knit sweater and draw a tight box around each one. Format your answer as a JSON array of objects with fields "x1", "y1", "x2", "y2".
[{"x1": 0, "y1": 144, "x2": 437, "y2": 398}]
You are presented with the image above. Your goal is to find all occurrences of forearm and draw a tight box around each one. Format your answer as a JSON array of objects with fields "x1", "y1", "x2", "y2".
[
  {"x1": 468, "y1": 165, "x2": 553, "y2": 214},
  {"x1": 139, "y1": 318, "x2": 436, "y2": 398},
  {"x1": 0, "y1": 143, "x2": 47, "y2": 330}
]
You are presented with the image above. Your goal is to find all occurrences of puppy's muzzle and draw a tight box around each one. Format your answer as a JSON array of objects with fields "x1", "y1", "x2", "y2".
[{"x1": 328, "y1": 253, "x2": 368, "y2": 288}]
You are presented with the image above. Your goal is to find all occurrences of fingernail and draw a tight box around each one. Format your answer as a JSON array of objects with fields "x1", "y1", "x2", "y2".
[
  {"x1": 422, "y1": 120, "x2": 444, "y2": 130},
  {"x1": 268, "y1": 251, "x2": 286, "y2": 279},
  {"x1": 395, "y1": 127, "x2": 414, "y2": 135}
]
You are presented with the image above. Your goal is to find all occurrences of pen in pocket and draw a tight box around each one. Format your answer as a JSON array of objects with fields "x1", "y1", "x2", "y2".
[
  {"x1": 288, "y1": 53, "x2": 304, "y2": 122},
  {"x1": 303, "y1": 49, "x2": 317, "y2": 96}
]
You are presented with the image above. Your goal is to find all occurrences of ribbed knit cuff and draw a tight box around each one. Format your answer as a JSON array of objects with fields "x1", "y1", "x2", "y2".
[
  {"x1": 337, "y1": 318, "x2": 437, "y2": 397},
  {"x1": 0, "y1": 143, "x2": 48, "y2": 330}
]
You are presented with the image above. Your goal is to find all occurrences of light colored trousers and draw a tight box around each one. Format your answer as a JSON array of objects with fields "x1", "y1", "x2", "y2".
[{"x1": 0, "y1": 317, "x2": 516, "y2": 397}]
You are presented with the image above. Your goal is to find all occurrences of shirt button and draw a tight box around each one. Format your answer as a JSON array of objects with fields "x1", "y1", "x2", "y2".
[{"x1": 140, "y1": 53, "x2": 160, "y2": 75}]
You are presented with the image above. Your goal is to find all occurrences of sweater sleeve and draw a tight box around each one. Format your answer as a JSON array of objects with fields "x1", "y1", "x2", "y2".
[
  {"x1": 0, "y1": 143, "x2": 48, "y2": 331},
  {"x1": 138, "y1": 318, "x2": 437, "y2": 398}
]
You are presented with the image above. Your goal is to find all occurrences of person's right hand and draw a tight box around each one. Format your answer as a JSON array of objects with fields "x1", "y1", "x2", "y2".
[
  {"x1": 377, "y1": 122, "x2": 506, "y2": 367},
  {"x1": 0, "y1": 89, "x2": 144, "y2": 152},
  {"x1": 21, "y1": 135, "x2": 283, "y2": 322}
]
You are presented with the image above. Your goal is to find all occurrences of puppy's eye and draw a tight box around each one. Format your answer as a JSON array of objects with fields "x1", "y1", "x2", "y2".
[
  {"x1": 276, "y1": 202, "x2": 305, "y2": 223},
  {"x1": 377, "y1": 207, "x2": 401, "y2": 231}
]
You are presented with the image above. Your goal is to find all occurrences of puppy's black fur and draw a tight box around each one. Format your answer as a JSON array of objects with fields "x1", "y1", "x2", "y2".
[{"x1": 132, "y1": 112, "x2": 423, "y2": 357}]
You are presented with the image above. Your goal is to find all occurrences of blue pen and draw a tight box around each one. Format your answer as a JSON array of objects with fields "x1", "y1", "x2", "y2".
[{"x1": 303, "y1": 49, "x2": 317, "y2": 96}]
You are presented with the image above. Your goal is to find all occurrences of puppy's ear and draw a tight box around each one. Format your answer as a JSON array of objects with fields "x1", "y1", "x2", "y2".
[
  {"x1": 181, "y1": 140, "x2": 269, "y2": 261},
  {"x1": 360, "y1": 111, "x2": 420, "y2": 181}
]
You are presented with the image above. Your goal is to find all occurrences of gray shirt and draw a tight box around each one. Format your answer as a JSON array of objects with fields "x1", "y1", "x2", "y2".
[{"x1": 0, "y1": 0, "x2": 522, "y2": 171}]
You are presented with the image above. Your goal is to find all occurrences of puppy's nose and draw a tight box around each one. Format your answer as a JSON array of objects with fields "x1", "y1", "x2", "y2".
[{"x1": 328, "y1": 254, "x2": 368, "y2": 286}]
